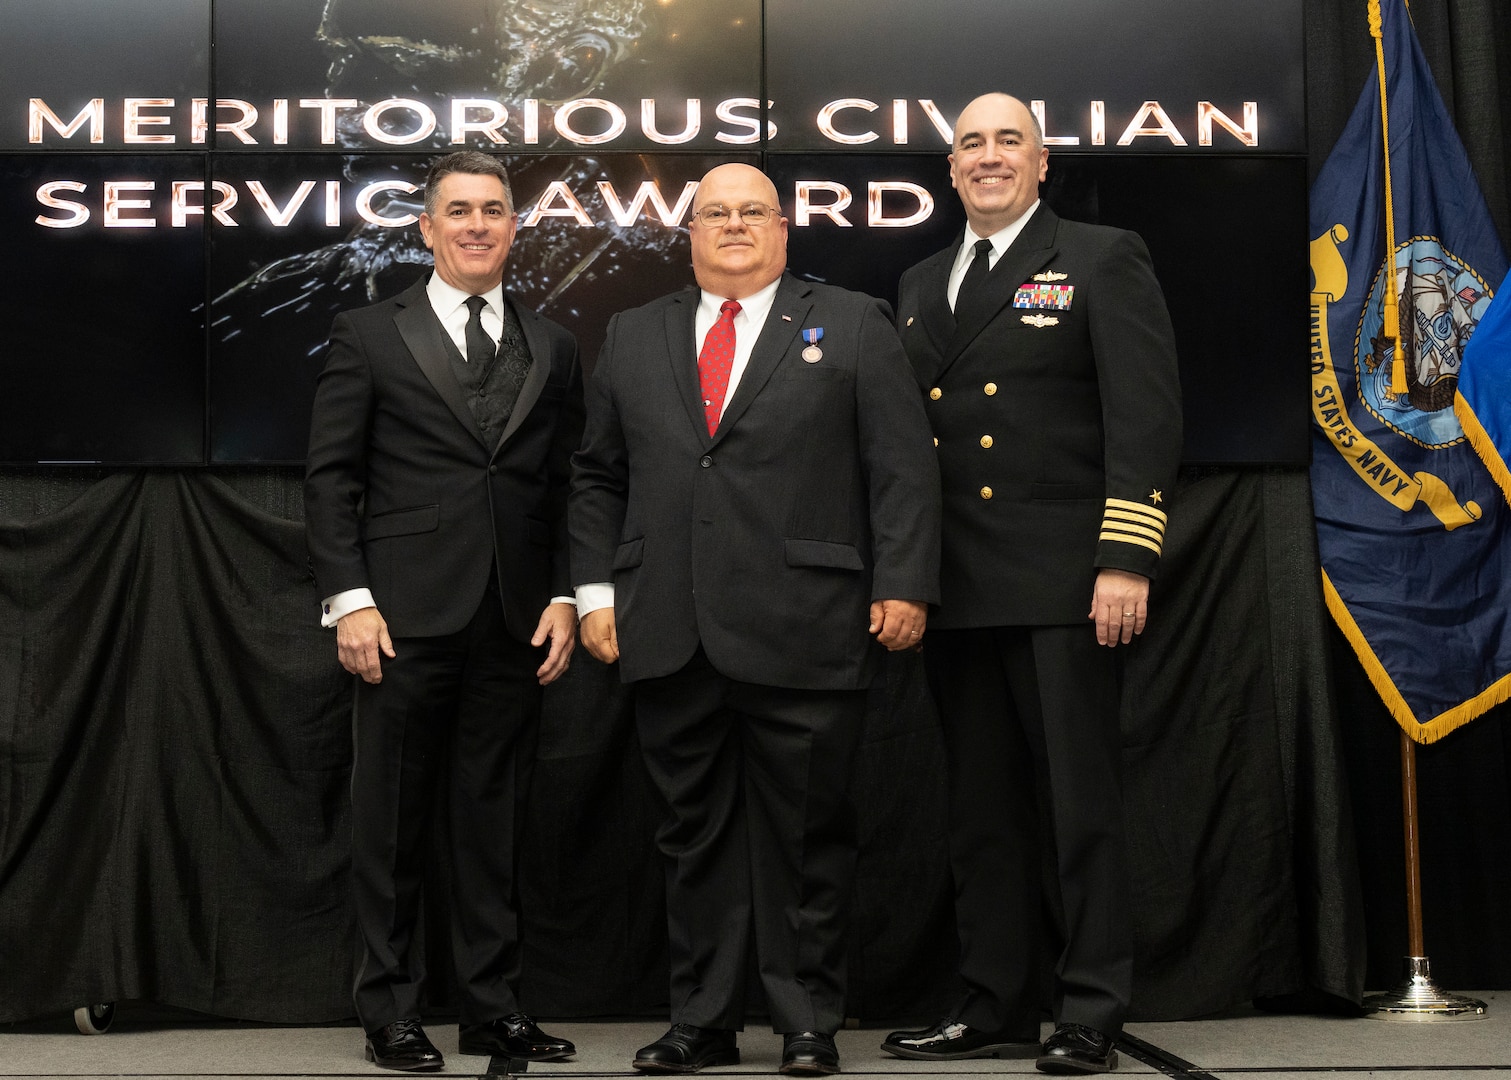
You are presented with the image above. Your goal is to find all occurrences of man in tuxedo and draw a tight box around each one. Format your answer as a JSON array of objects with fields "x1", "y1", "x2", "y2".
[
  {"x1": 305, "y1": 151, "x2": 583, "y2": 1072},
  {"x1": 881, "y1": 94, "x2": 1181, "y2": 1075},
  {"x1": 570, "y1": 163, "x2": 940, "y2": 1076}
]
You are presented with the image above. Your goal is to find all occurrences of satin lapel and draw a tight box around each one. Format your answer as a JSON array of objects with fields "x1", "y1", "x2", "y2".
[
  {"x1": 494, "y1": 294, "x2": 549, "y2": 455},
  {"x1": 941, "y1": 206, "x2": 1061, "y2": 373},
  {"x1": 392, "y1": 279, "x2": 488, "y2": 449},
  {"x1": 664, "y1": 290, "x2": 708, "y2": 444},
  {"x1": 714, "y1": 275, "x2": 809, "y2": 441}
]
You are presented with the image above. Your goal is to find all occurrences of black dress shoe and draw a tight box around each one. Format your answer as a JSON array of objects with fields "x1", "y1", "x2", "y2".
[
  {"x1": 780, "y1": 1031, "x2": 840, "y2": 1075},
  {"x1": 632, "y1": 1024, "x2": 740, "y2": 1073},
  {"x1": 1036, "y1": 1023, "x2": 1119, "y2": 1074},
  {"x1": 459, "y1": 1012, "x2": 576, "y2": 1060},
  {"x1": 882, "y1": 1017, "x2": 1039, "y2": 1060},
  {"x1": 364, "y1": 1018, "x2": 444, "y2": 1071}
]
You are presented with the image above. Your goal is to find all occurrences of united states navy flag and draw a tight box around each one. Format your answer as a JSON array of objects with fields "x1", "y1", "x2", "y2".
[{"x1": 1310, "y1": 0, "x2": 1511, "y2": 741}]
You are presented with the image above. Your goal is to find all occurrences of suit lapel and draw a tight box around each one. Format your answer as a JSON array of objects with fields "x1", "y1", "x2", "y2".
[
  {"x1": 663, "y1": 289, "x2": 708, "y2": 444},
  {"x1": 714, "y1": 274, "x2": 809, "y2": 441},
  {"x1": 392, "y1": 277, "x2": 488, "y2": 449},
  {"x1": 941, "y1": 206, "x2": 1062, "y2": 374},
  {"x1": 494, "y1": 293, "x2": 549, "y2": 455},
  {"x1": 911, "y1": 245, "x2": 958, "y2": 386}
]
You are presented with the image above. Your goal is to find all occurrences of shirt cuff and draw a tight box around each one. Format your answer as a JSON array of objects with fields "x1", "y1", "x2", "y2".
[
  {"x1": 320, "y1": 588, "x2": 376, "y2": 628},
  {"x1": 574, "y1": 582, "x2": 614, "y2": 618}
]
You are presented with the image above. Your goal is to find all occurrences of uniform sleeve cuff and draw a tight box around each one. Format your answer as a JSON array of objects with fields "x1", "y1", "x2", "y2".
[{"x1": 1099, "y1": 497, "x2": 1168, "y2": 557}]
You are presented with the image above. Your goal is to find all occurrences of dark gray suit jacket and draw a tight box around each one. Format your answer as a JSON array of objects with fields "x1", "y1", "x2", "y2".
[
  {"x1": 305, "y1": 275, "x2": 584, "y2": 641},
  {"x1": 570, "y1": 273, "x2": 941, "y2": 689},
  {"x1": 897, "y1": 204, "x2": 1182, "y2": 628}
]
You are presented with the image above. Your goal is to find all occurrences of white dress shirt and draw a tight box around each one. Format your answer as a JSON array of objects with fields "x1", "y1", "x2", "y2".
[
  {"x1": 427, "y1": 272, "x2": 504, "y2": 355},
  {"x1": 946, "y1": 199, "x2": 1041, "y2": 311}
]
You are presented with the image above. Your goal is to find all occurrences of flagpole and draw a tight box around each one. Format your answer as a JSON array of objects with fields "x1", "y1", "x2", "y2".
[{"x1": 1362, "y1": 730, "x2": 1486, "y2": 1020}]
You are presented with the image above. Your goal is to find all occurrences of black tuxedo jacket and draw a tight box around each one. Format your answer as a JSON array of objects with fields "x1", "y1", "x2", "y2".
[
  {"x1": 898, "y1": 205, "x2": 1182, "y2": 628},
  {"x1": 305, "y1": 275, "x2": 584, "y2": 641},
  {"x1": 570, "y1": 273, "x2": 941, "y2": 689}
]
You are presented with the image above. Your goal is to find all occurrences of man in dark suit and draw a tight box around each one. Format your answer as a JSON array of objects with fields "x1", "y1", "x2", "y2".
[
  {"x1": 570, "y1": 163, "x2": 940, "y2": 1076},
  {"x1": 880, "y1": 94, "x2": 1182, "y2": 1075},
  {"x1": 305, "y1": 151, "x2": 583, "y2": 1072}
]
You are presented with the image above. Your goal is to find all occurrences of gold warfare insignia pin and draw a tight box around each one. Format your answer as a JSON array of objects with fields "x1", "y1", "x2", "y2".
[
  {"x1": 1020, "y1": 313, "x2": 1059, "y2": 328},
  {"x1": 1033, "y1": 270, "x2": 1068, "y2": 282}
]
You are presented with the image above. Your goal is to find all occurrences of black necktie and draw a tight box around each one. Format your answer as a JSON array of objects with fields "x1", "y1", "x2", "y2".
[
  {"x1": 463, "y1": 295, "x2": 496, "y2": 375},
  {"x1": 953, "y1": 238, "x2": 995, "y2": 324}
]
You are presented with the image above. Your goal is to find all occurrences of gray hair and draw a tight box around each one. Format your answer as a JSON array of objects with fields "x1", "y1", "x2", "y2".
[{"x1": 423, "y1": 151, "x2": 513, "y2": 216}]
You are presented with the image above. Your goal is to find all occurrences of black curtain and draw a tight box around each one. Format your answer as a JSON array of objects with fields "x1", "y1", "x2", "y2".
[
  {"x1": 4, "y1": 0, "x2": 1511, "y2": 1027},
  {"x1": 0, "y1": 467, "x2": 1362, "y2": 1023}
]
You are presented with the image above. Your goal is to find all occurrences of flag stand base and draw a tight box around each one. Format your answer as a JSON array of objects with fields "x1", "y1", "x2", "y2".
[{"x1": 1364, "y1": 956, "x2": 1487, "y2": 1020}]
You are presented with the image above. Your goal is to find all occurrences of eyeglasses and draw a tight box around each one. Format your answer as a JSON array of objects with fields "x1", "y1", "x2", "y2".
[{"x1": 690, "y1": 203, "x2": 778, "y2": 228}]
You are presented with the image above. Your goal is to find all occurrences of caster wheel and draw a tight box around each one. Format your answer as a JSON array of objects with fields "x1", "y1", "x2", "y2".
[{"x1": 74, "y1": 1002, "x2": 115, "y2": 1034}]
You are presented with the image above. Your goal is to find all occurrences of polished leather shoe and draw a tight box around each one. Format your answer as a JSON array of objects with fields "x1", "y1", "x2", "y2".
[
  {"x1": 459, "y1": 1012, "x2": 575, "y2": 1060},
  {"x1": 1036, "y1": 1023, "x2": 1118, "y2": 1074},
  {"x1": 780, "y1": 1031, "x2": 840, "y2": 1075},
  {"x1": 882, "y1": 1017, "x2": 1039, "y2": 1060},
  {"x1": 633, "y1": 1024, "x2": 740, "y2": 1073},
  {"x1": 364, "y1": 1018, "x2": 443, "y2": 1071}
]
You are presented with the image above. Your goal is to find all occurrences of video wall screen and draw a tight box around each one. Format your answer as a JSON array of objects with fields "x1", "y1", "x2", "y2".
[
  {"x1": 208, "y1": 151, "x2": 743, "y2": 462},
  {"x1": 1, "y1": 154, "x2": 206, "y2": 464},
  {"x1": 766, "y1": 0, "x2": 1304, "y2": 154},
  {"x1": 1, "y1": 0, "x2": 1307, "y2": 465}
]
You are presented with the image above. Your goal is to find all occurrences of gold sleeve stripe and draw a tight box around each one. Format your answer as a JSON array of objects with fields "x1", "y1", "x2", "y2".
[
  {"x1": 1105, "y1": 497, "x2": 1169, "y2": 526},
  {"x1": 1102, "y1": 521, "x2": 1165, "y2": 545},
  {"x1": 1099, "y1": 530, "x2": 1164, "y2": 555},
  {"x1": 1103, "y1": 507, "x2": 1166, "y2": 537}
]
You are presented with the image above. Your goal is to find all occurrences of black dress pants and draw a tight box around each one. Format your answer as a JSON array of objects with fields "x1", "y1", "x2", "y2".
[
  {"x1": 634, "y1": 648, "x2": 868, "y2": 1035},
  {"x1": 349, "y1": 586, "x2": 543, "y2": 1033},
  {"x1": 925, "y1": 624, "x2": 1132, "y2": 1038}
]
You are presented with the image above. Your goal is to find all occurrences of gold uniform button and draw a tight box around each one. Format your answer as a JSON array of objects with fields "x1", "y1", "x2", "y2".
[
  {"x1": 933, "y1": 437, "x2": 939, "y2": 447},
  {"x1": 929, "y1": 387, "x2": 942, "y2": 400},
  {"x1": 980, "y1": 486, "x2": 993, "y2": 500},
  {"x1": 984, "y1": 382, "x2": 998, "y2": 396},
  {"x1": 980, "y1": 435, "x2": 993, "y2": 448}
]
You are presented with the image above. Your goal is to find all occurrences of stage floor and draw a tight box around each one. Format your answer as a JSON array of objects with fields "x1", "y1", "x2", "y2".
[{"x1": 2, "y1": 997, "x2": 1509, "y2": 1079}]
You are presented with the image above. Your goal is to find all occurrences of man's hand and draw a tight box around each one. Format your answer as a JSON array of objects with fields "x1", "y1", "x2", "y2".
[
  {"x1": 869, "y1": 598, "x2": 928, "y2": 651},
  {"x1": 580, "y1": 607, "x2": 619, "y2": 664},
  {"x1": 1088, "y1": 568, "x2": 1151, "y2": 647},
  {"x1": 337, "y1": 606, "x2": 395, "y2": 683},
  {"x1": 532, "y1": 601, "x2": 578, "y2": 685}
]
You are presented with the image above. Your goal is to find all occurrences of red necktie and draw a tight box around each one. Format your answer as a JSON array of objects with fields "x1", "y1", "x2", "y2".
[{"x1": 697, "y1": 299, "x2": 741, "y2": 435}]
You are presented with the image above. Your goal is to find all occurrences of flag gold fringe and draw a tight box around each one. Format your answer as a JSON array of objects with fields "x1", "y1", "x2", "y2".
[
  {"x1": 1322, "y1": 570, "x2": 1511, "y2": 743},
  {"x1": 1454, "y1": 389, "x2": 1511, "y2": 509}
]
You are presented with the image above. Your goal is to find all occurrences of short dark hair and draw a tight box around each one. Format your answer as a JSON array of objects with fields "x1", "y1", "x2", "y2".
[{"x1": 424, "y1": 151, "x2": 513, "y2": 216}]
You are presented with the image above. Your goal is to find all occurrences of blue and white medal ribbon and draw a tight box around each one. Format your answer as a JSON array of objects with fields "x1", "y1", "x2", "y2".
[{"x1": 802, "y1": 327, "x2": 824, "y2": 363}]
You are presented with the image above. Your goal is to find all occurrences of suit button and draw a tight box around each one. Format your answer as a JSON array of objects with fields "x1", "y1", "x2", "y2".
[
  {"x1": 984, "y1": 382, "x2": 998, "y2": 396},
  {"x1": 980, "y1": 435, "x2": 993, "y2": 448},
  {"x1": 488, "y1": 464, "x2": 498, "y2": 475},
  {"x1": 929, "y1": 387, "x2": 942, "y2": 400},
  {"x1": 700, "y1": 455, "x2": 713, "y2": 468},
  {"x1": 980, "y1": 486, "x2": 993, "y2": 500}
]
